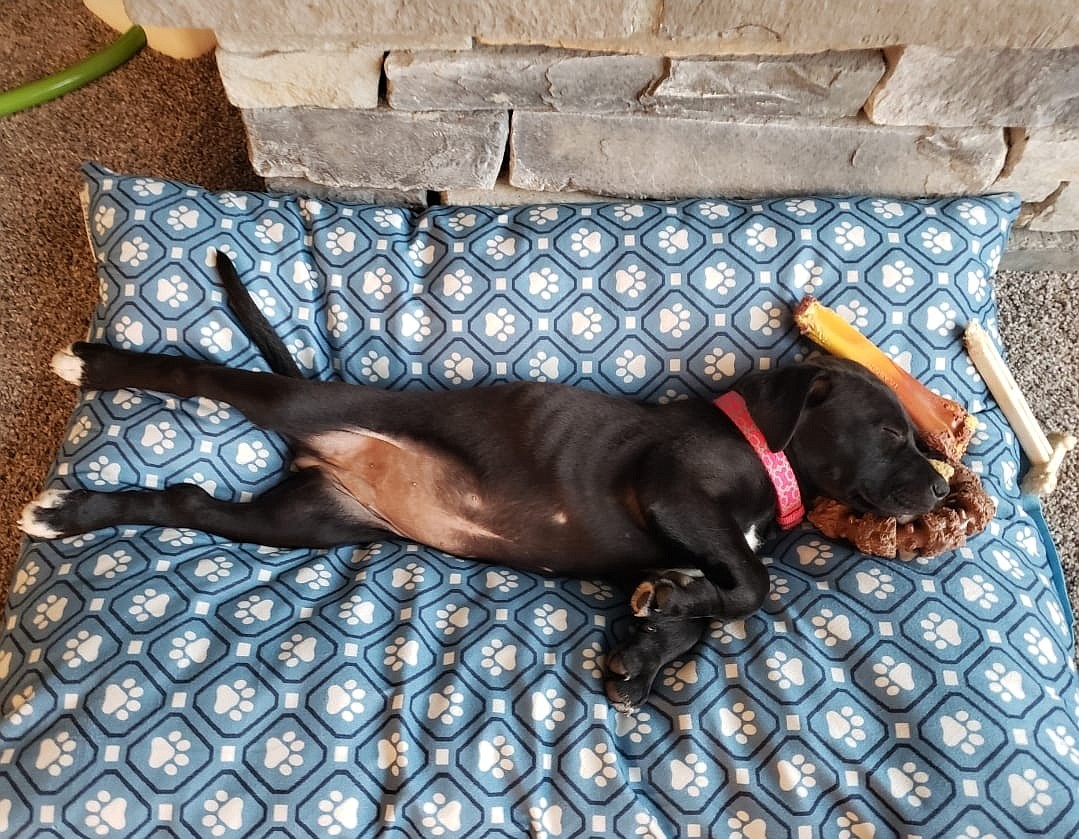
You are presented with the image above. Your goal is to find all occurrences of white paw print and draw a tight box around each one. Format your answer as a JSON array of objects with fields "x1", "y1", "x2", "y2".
[
  {"x1": 202, "y1": 790, "x2": 244, "y2": 837},
  {"x1": 383, "y1": 637, "x2": 420, "y2": 672},
  {"x1": 325, "y1": 226, "x2": 356, "y2": 255},
  {"x1": 528, "y1": 798, "x2": 563, "y2": 839},
  {"x1": 657, "y1": 388, "x2": 688, "y2": 404},
  {"x1": 480, "y1": 639, "x2": 517, "y2": 676},
  {"x1": 656, "y1": 224, "x2": 689, "y2": 255},
  {"x1": 326, "y1": 304, "x2": 349, "y2": 338},
  {"x1": 391, "y1": 562, "x2": 424, "y2": 591},
  {"x1": 141, "y1": 421, "x2": 177, "y2": 455},
  {"x1": 670, "y1": 752, "x2": 710, "y2": 796},
  {"x1": 926, "y1": 301, "x2": 957, "y2": 336},
  {"x1": 811, "y1": 608, "x2": 851, "y2": 648},
  {"x1": 765, "y1": 650, "x2": 804, "y2": 690},
  {"x1": 861, "y1": 567, "x2": 896, "y2": 600},
  {"x1": 836, "y1": 299, "x2": 870, "y2": 329},
  {"x1": 32, "y1": 594, "x2": 68, "y2": 629},
  {"x1": 986, "y1": 244, "x2": 1001, "y2": 273},
  {"x1": 351, "y1": 350, "x2": 385, "y2": 383},
  {"x1": 420, "y1": 792, "x2": 461, "y2": 836},
  {"x1": 528, "y1": 266, "x2": 560, "y2": 300},
  {"x1": 919, "y1": 612, "x2": 962, "y2": 650},
  {"x1": 965, "y1": 267, "x2": 988, "y2": 301},
  {"x1": 317, "y1": 790, "x2": 361, "y2": 836},
  {"x1": 571, "y1": 306, "x2": 604, "y2": 340},
  {"x1": 408, "y1": 239, "x2": 436, "y2": 268},
  {"x1": 872, "y1": 655, "x2": 914, "y2": 697},
  {"x1": 478, "y1": 735, "x2": 515, "y2": 778},
  {"x1": 215, "y1": 679, "x2": 255, "y2": 722},
  {"x1": 570, "y1": 226, "x2": 603, "y2": 258},
  {"x1": 615, "y1": 203, "x2": 646, "y2": 221},
  {"x1": 291, "y1": 259, "x2": 317, "y2": 293},
  {"x1": 778, "y1": 753, "x2": 818, "y2": 798},
  {"x1": 721, "y1": 702, "x2": 758, "y2": 745},
  {"x1": 941, "y1": 710, "x2": 984, "y2": 755},
  {"x1": 219, "y1": 192, "x2": 248, "y2": 211},
  {"x1": 749, "y1": 302, "x2": 783, "y2": 335},
  {"x1": 112, "y1": 389, "x2": 143, "y2": 410},
  {"x1": 234, "y1": 595, "x2": 273, "y2": 626},
  {"x1": 434, "y1": 604, "x2": 470, "y2": 636},
  {"x1": 93, "y1": 205, "x2": 115, "y2": 235},
  {"x1": 375, "y1": 208, "x2": 405, "y2": 229},
  {"x1": 696, "y1": 201, "x2": 730, "y2": 220},
  {"x1": 889, "y1": 761, "x2": 931, "y2": 807},
  {"x1": 521, "y1": 206, "x2": 559, "y2": 229},
  {"x1": 376, "y1": 731, "x2": 409, "y2": 776},
  {"x1": 92, "y1": 548, "x2": 130, "y2": 579},
  {"x1": 615, "y1": 264, "x2": 647, "y2": 298},
  {"x1": 167, "y1": 204, "x2": 200, "y2": 231},
  {"x1": 362, "y1": 267, "x2": 393, "y2": 300},
  {"x1": 744, "y1": 222, "x2": 778, "y2": 252},
  {"x1": 13, "y1": 559, "x2": 41, "y2": 595},
  {"x1": 1022, "y1": 627, "x2": 1058, "y2": 666},
  {"x1": 580, "y1": 642, "x2": 604, "y2": 679},
  {"x1": 162, "y1": 528, "x2": 199, "y2": 548},
  {"x1": 484, "y1": 570, "x2": 519, "y2": 593},
  {"x1": 62, "y1": 630, "x2": 102, "y2": 668},
  {"x1": 85, "y1": 790, "x2": 130, "y2": 835},
  {"x1": 337, "y1": 594, "x2": 374, "y2": 627},
  {"x1": 992, "y1": 548, "x2": 1024, "y2": 581},
  {"x1": 579, "y1": 742, "x2": 618, "y2": 787},
  {"x1": 129, "y1": 588, "x2": 169, "y2": 623},
  {"x1": 485, "y1": 234, "x2": 517, "y2": 261},
  {"x1": 37, "y1": 731, "x2": 77, "y2": 776},
  {"x1": 828, "y1": 705, "x2": 867, "y2": 749},
  {"x1": 156, "y1": 275, "x2": 191, "y2": 309},
  {"x1": 119, "y1": 236, "x2": 150, "y2": 266},
  {"x1": 278, "y1": 634, "x2": 317, "y2": 667},
  {"x1": 728, "y1": 810, "x2": 768, "y2": 839},
  {"x1": 615, "y1": 349, "x2": 647, "y2": 384},
  {"x1": 441, "y1": 268, "x2": 473, "y2": 302},
  {"x1": 882, "y1": 259, "x2": 915, "y2": 293},
  {"x1": 785, "y1": 198, "x2": 818, "y2": 217},
  {"x1": 133, "y1": 178, "x2": 165, "y2": 198},
  {"x1": 484, "y1": 307, "x2": 516, "y2": 341},
  {"x1": 528, "y1": 351, "x2": 560, "y2": 383},
  {"x1": 703, "y1": 348, "x2": 736, "y2": 381},
  {"x1": 770, "y1": 577, "x2": 791, "y2": 602},
  {"x1": 326, "y1": 679, "x2": 366, "y2": 722},
  {"x1": 63, "y1": 412, "x2": 90, "y2": 443},
  {"x1": 236, "y1": 440, "x2": 270, "y2": 472},
  {"x1": 921, "y1": 225, "x2": 954, "y2": 255},
  {"x1": 958, "y1": 201, "x2": 989, "y2": 227},
  {"x1": 871, "y1": 199, "x2": 905, "y2": 220},
  {"x1": 1011, "y1": 768, "x2": 1053, "y2": 815},
  {"x1": 1047, "y1": 725, "x2": 1079, "y2": 766},
  {"x1": 448, "y1": 209, "x2": 479, "y2": 231},
  {"x1": 710, "y1": 619, "x2": 747, "y2": 644},
  {"x1": 614, "y1": 710, "x2": 653, "y2": 743},
  {"x1": 113, "y1": 315, "x2": 144, "y2": 349},
  {"x1": 265, "y1": 731, "x2": 305, "y2": 775},
  {"x1": 836, "y1": 810, "x2": 878, "y2": 839},
  {"x1": 426, "y1": 685, "x2": 464, "y2": 725},
  {"x1": 194, "y1": 555, "x2": 232, "y2": 583},
  {"x1": 704, "y1": 260, "x2": 737, "y2": 295},
  {"x1": 794, "y1": 259, "x2": 824, "y2": 294},
  {"x1": 7, "y1": 683, "x2": 35, "y2": 725},
  {"x1": 169, "y1": 630, "x2": 210, "y2": 669},
  {"x1": 151, "y1": 730, "x2": 191, "y2": 776},
  {"x1": 797, "y1": 539, "x2": 833, "y2": 567},
  {"x1": 833, "y1": 220, "x2": 867, "y2": 251},
  {"x1": 662, "y1": 659, "x2": 698, "y2": 691},
  {"x1": 297, "y1": 562, "x2": 332, "y2": 591},
  {"x1": 579, "y1": 580, "x2": 614, "y2": 601},
  {"x1": 530, "y1": 688, "x2": 567, "y2": 731},
  {"x1": 659, "y1": 303, "x2": 692, "y2": 338},
  {"x1": 199, "y1": 320, "x2": 235, "y2": 354},
  {"x1": 401, "y1": 307, "x2": 433, "y2": 342},
  {"x1": 532, "y1": 603, "x2": 569, "y2": 636}
]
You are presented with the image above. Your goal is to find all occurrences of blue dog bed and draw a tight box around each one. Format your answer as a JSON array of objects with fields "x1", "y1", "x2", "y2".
[{"x1": 0, "y1": 163, "x2": 1076, "y2": 837}]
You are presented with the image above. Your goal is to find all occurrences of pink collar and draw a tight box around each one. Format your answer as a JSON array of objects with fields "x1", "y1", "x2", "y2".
[{"x1": 714, "y1": 391, "x2": 805, "y2": 530}]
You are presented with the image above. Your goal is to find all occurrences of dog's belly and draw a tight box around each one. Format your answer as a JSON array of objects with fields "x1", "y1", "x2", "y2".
[{"x1": 295, "y1": 428, "x2": 632, "y2": 566}]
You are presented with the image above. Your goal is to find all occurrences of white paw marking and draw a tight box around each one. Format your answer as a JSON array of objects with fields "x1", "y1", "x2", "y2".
[
  {"x1": 18, "y1": 490, "x2": 73, "y2": 538},
  {"x1": 51, "y1": 347, "x2": 84, "y2": 385}
]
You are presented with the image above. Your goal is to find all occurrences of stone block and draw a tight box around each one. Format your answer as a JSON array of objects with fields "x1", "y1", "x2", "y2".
[
  {"x1": 1027, "y1": 183, "x2": 1079, "y2": 232},
  {"x1": 216, "y1": 32, "x2": 473, "y2": 52},
  {"x1": 385, "y1": 47, "x2": 663, "y2": 112},
  {"x1": 439, "y1": 178, "x2": 604, "y2": 205},
  {"x1": 867, "y1": 46, "x2": 1079, "y2": 128},
  {"x1": 509, "y1": 112, "x2": 1007, "y2": 199},
  {"x1": 243, "y1": 107, "x2": 509, "y2": 191},
  {"x1": 995, "y1": 127, "x2": 1079, "y2": 202},
  {"x1": 1000, "y1": 229, "x2": 1079, "y2": 271},
  {"x1": 267, "y1": 177, "x2": 428, "y2": 207},
  {"x1": 216, "y1": 49, "x2": 382, "y2": 109},
  {"x1": 660, "y1": 0, "x2": 1078, "y2": 51},
  {"x1": 642, "y1": 51, "x2": 884, "y2": 118}
]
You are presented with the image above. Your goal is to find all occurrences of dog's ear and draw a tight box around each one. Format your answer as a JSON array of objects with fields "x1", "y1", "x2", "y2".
[{"x1": 736, "y1": 365, "x2": 832, "y2": 451}]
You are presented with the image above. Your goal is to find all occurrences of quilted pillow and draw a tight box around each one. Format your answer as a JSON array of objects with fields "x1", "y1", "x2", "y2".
[{"x1": 1, "y1": 162, "x2": 1076, "y2": 838}]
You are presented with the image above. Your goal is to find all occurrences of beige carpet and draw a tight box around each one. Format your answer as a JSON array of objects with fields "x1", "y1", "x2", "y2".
[{"x1": 1, "y1": 1, "x2": 1075, "y2": 633}]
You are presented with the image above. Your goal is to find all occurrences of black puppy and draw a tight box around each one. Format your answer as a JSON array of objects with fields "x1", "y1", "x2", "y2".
[{"x1": 21, "y1": 253, "x2": 947, "y2": 711}]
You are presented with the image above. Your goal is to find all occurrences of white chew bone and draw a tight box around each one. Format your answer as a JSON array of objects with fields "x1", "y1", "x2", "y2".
[{"x1": 964, "y1": 320, "x2": 1076, "y2": 496}]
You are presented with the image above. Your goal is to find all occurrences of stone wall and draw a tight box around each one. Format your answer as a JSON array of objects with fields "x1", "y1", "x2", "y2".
[{"x1": 126, "y1": 0, "x2": 1079, "y2": 267}]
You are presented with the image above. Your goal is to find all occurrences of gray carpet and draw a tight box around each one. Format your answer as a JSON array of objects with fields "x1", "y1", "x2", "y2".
[{"x1": 1, "y1": 1, "x2": 1076, "y2": 636}]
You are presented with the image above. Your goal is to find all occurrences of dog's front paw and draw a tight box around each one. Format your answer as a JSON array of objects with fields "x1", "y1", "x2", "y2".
[
  {"x1": 630, "y1": 569, "x2": 706, "y2": 618},
  {"x1": 51, "y1": 345, "x2": 84, "y2": 385},
  {"x1": 19, "y1": 490, "x2": 82, "y2": 539},
  {"x1": 604, "y1": 646, "x2": 657, "y2": 714}
]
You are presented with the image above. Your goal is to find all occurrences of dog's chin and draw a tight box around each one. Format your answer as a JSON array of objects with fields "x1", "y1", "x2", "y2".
[{"x1": 844, "y1": 490, "x2": 936, "y2": 520}]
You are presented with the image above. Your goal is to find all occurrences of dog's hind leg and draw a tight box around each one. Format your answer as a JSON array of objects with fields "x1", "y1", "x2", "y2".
[
  {"x1": 20, "y1": 470, "x2": 390, "y2": 549},
  {"x1": 604, "y1": 617, "x2": 709, "y2": 713}
]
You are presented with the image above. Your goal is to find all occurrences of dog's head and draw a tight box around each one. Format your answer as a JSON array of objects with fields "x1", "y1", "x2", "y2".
[{"x1": 737, "y1": 357, "x2": 949, "y2": 518}]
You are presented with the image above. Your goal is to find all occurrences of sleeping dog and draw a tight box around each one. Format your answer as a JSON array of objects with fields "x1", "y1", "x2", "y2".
[{"x1": 21, "y1": 253, "x2": 948, "y2": 711}]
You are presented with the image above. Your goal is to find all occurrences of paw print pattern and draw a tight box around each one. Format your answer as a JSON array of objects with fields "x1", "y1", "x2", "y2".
[
  {"x1": 615, "y1": 204, "x2": 646, "y2": 221},
  {"x1": 383, "y1": 637, "x2": 420, "y2": 672},
  {"x1": 375, "y1": 208, "x2": 405, "y2": 229},
  {"x1": 528, "y1": 351, "x2": 560, "y2": 382},
  {"x1": 376, "y1": 731, "x2": 409, "y2": 776},
  {"x1": 796, "y1": 539, "x2": 833, "y2": 567},
  {"x1": 532, "y1": 603, "x2": 569, "y2": 636},
  {"x1": 296, "y1": 562, "x2": 332, "y2": 591},
  {"x1": 356, "y1": 350, "x2": 389, "y2": 383},
  {"x1": 719, "y1": 702, "x2": 758, "y2": 745},
  {"x1": 169, "y1": 630, "x2": 210, "y2": 669},
  {"x1": 32, "y1": 594, "x2": 68, "y2": 630},
  {"x1": 985, "y1": 661, "x2": 1026, "y2": 702},
  {"x1": 480, "y1": 639, "x2": 517, "y2": 676},
  {"x1": 580, "y1": 642, "x2": 604, "y2": 679},
  {"x1": 748, "y1": 302, "x2": 783, "y2": 335},
  {"x1": 327, "y1": 304, "x2": 349, "y2": 338},
  {"x1": 882, "y1": 259, "x2": 915, "y2": 293},
  {"x1": 325, "y1": 226, "x2": 356, "y2": 255},
  {"x1": 571, "y1": 306, "x2": 604, "y2": 340},
  {"x1": 441, "y1": 268, "x2": 473, "y2": 302},
  {"x1": 669, "y1": 752, "x2": 709, "y2": 797},
  {"x1": 13, "y1": 559, "x2": 42, "y2": 596},
  {"x1": 420, "y1": 792, "x2": 461, "y2": 836},
  {"x1": 484, "y1": 570, "x2": 518, "y2": 593},
  {"x1": 199, "y1": 320, "x2": 235, "y2": 354},
  {"x1": 528, "y1": 267, "x2": 560, "y2": 300},
  {"x1": 1009, "y1": 768, "x2": 1053, "y2": 815},
  {"x1": 84, "y1": 790, "x2": 128, "y2": 835},
  {"x1": 704, "y1": 260, "x2": 737, "y2": 295},
  {"x1": 530, "y1": 688, "x2": 567, "y2": 731},
  {"x1": 811, "y1": 608, "x2": 852, "y2": 648},
  {"x1": 401, "y1": 307, "x2": 433, "y2": 342},
  {"x1": 426, "y1": 685, "x2": 464, "y2": 725},
  {"x1": 167, "y1": 205, "x2": 200, "y2": 231},
  {"x1": 777, "y1": 753, "x2": 818, "y2": 798},
  {"x1": 744, "y1": 222, "x2": 778, "y2": 252},
  {"x1": 477, "y1": 735, "x2": 515, "y2": 778},
  {"x1": 119, "y1": 236, "x2": 150, "y2": 266},
  {"x1": 484, "y1": 307, "x2": 516, "y2": 342},
  {"x1": 887, "y1": 761, "x2": 931, "y2": 807},
  {"x1": 150, "y1": 730, "x2": 191, "y2": 776},
  {"x1": 826, "y1": 705, "x2": 867, "y2": 749},
  {"x1": 919, "y1": 612, "x2": 962, "y2": 651},
  {"x1": 485, "y1": 234, "x2": 517, "y2": 261},
  {"x1": 939, "y1": 710, "x2": 984, "y2": 755},
  {"x1": 434, "y1": 604, "x2": 470, "y2": 636},
  {"x1": 703, "y1": 349, "x2": 736, "y2": 381},
  {"x1": 264, "y1": 731, "x2": 305, "y2": 775},
  {"x1": 326, "y1": 679, "x2": 366, "y2": 722},
  {"x1": 662, "y1": 659, "x2": 698, "y2": 692},
  {"x1": 836, "y1": 299, "x2": 870, "y2": 329},
  {"x1": 113, "y1": 315, "x2": 145, "y2": 349},
  {"x1": 658, "y1": 303, "x2": 692, "y2": 338},
  {"x1": 35, "y1": 731, "x2": 77, "y2": 777},
  {"x1": 872, "y1": 655, "x2": 915, "y2": 697},
  {"x1": 615, "y1": 350, "x2": 647, "y2": 383},
  {"x1": 656, "y1": 225, "x2": 689, "y2": 255},
  {"x1": 578, "y1": 742, "x2": 618, "y2": 786},
  {"x1": 785, "y1": 198, "x2": 818, "y2": 217},
  {"x1": 235, "y1": 595, "x2": 274, "y2": 626},
  {"x1": 93, "y1": 548, "x2": 131, "y2": 578},
  {"x1": 571, "y1": 226, "x2": 603, "y2": 258},
  {"x1": 102, "y1": 678, "x2": 143, "y2": 720},
  {"x1": 926, "y1": 300, "x2": 957, "y2": 336},
  {"x1": 614, "y1": 710, "x2": 653, "y2": 743},
  {"x1": 833, "y1": 220, "x2": 867, "y2": 252},
  {"x1": 337, "y1": 594, "x2": 374, "y2": 627},
  {"x1": 128, "y1": 588, "x2": 170, "y2": 623},
  {"x1": 858, "y1": 568, "x2": 896, "y2": 600},
  {"x1": 765, "y1": 651, "x2": 805, "y2": 690},
  {"x1": 156, "y1": 275, "x2": 190, "y2": 309},
  {"x1": 871, "y1": 199, "x2": 905, "y2": 220},
  {"x1": 62, "y1": 630, "x2": 103, "y2": 668},
  {"x1": 140, "y1": 421, "x2": 177, "y2": 455},
  {"x1": 1046, "y1": 725, "x2": 1079, "y2": 766},
  {"x1": 391, "y1": 562, "x2": 424, "y2": 591},
  {"x1": 6, "y1": 683, "x2": 35, "y2": 725},
  {"x1": 408, "y1": 239, "x2": 435, "y2": 268},
  {"x1": 202, "y1": 790, "x2": 245, "y2": 837},
  {"x1": 793, "y1": 259, "x2": 824, "y2": 294},
  {"x1": 235, "y1": 441, "x2": 269, "y2": 473},
  {"x1": 214, "y1": 679, "x2": 256, "y2": 722},
  {"x1": 921, "y1": 225, "x2": 954, "y2": 255},
  {"x1": 278, "y1": 634, "x2": 317, "y2": 667},
  {"x1": 317, "y1": 790, "x2": 362, "y2": 836},
  {"x1": 94, "y1": 205, "x2": 116, "y2": 235},
  {"x1": 194, "y1": 556, "x2": 232, "y2": 583},
  {"x1": 615, "y1": 264, "x2": 647, "y2": 298},
  {"x1": 362, "y1": 267, "x2": 393, "y2": 300}
]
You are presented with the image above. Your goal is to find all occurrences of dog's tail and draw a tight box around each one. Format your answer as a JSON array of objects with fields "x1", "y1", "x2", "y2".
[{"x1": 214, "y1": 250, "x2": 303, "y2": 379}]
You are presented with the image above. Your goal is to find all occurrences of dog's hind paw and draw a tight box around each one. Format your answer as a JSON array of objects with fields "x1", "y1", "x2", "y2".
[
  {"x1": 51, "y1": 345, "x2": 84, "y2": 385},
  {"x1": 19, "y1": 490, "x2": 77, "y2": 539}
]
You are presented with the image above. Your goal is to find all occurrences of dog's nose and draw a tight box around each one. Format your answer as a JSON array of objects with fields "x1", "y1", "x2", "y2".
[{"x1": 931, "y1": 474, "x2": 949, "y2": 500}]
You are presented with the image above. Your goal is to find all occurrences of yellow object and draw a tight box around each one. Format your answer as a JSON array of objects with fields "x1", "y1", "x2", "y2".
[{"x1": 84, "y1": 0, "x2": 216, "y2": 59}]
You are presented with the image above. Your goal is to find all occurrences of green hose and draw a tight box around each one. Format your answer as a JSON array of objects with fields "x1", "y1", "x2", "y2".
[{"x1": 0, "y1": 25, "x2": 147, "y2": 117}]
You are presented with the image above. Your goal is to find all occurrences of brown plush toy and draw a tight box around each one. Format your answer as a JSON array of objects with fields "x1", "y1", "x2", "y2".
[{"x1": 794, "y1": 297, "x2": 995, "y2": 559}]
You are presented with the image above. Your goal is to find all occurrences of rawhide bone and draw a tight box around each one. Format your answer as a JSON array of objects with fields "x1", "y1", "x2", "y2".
[
  {"x1": 793, "y1": 296, "x2": 995, "y2": 559},
  {"x1": 794, "y1": 296, "x2": 976, "y2": 464}
]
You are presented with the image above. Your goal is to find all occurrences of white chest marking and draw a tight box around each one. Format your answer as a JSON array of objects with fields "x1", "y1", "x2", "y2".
[{"x1": 743, "y1": 525, "x2": 761, "y2": 553}]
